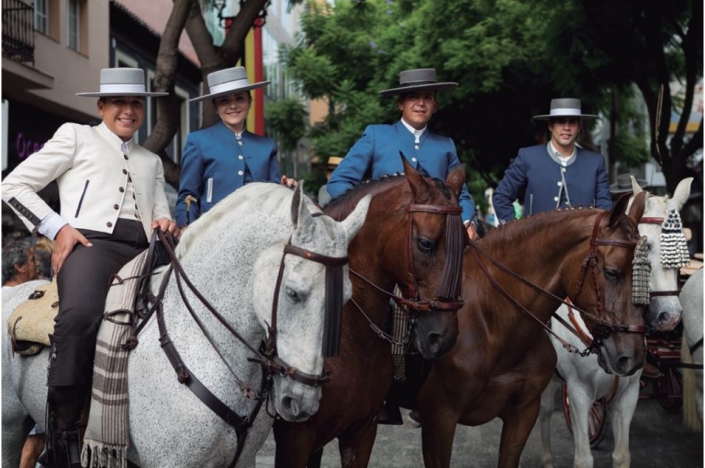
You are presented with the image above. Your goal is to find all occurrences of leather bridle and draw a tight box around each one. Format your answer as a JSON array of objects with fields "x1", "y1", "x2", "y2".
[
  {"x1": 468, "y1": 211, "x2": 646, "y2": 355},
  {"x1": 572, "y1": 211, "x2": 647, "y2": 343}
]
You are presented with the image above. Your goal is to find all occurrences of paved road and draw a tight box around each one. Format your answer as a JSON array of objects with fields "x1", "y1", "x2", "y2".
[{"x1": 257, "y1": 395, "x2": 703, "y2": 467}]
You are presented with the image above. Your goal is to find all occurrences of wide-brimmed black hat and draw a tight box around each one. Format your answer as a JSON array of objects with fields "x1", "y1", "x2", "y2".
[
  {"x1": 610, "y1": 173, "x2": 650, "y2": 195},
  {"x1": 379, "y1": 68, "x2": 458, "y2": 97},
  {"x1": 533, "y1": 98, "x2": 599, "y2": 120}
]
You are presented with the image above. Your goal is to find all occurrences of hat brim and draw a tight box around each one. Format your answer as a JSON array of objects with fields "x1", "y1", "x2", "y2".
[
  {"x1": 190, "y1": 81, "x2": 271, "y2": 103},
  {"x1": 379, "y1": 82, "x2": 458, "y2": 97},
  {"x1": 610, "y1": 179, "x2": 650, "y2": 194},
  {"x1": 76, "y1": 91, "x2": 169, "y2": 97},
  {"x1": 533, "y1": 113, "x2": 600, "y2": 120}
]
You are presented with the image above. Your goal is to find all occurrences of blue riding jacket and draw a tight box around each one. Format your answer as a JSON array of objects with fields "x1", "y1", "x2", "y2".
[
  {"x1": 175, "y1": 121, "x2": 280, "y2": 226},
  {"x1": 492, "y1": 144, "x2": 612, "y2": 223},
  {"x1": 327, "y1": 121, "x2": 476, "y2": 224}
]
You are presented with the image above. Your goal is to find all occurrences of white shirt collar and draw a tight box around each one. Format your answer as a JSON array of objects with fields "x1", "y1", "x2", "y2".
[
  {"x1": 100, "y1": 122, "x2": 134, "y2": 154},
  {"x1": 549, "y1": 141, "x2": 576, "y2": 165},
  {"x1": 400, "y1": 118, "x2": 427, "y2": 143}
]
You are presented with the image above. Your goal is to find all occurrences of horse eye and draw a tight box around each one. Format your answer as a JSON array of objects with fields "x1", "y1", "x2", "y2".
[
  {"x1": 285, "y1": 288, "x2": 301, "y2": 302},
  {"x1": 417, "y1": 238, "x2": 435, "y2": 254},
  {"x1": 603, "y1": 268, "x2": 619, "y2": 282}
]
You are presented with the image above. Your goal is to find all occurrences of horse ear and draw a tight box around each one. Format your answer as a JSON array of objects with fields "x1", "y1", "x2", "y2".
[
  {"x1": 627, "y1": 191, "x2": 646, "y2": 226},
  {"x1": 291, "y1": 182, "x2": 311, "y2": 231},
  {"x1": 608, "y1": 193, "x2": 632, "y2": 227},
  {"x1": 671, "y1": 177, "x2": 693, "y2": 210},
  {"x1": 340, "y1": 194, "x2": 372, "y2": 245},
  {"x1": 445, "y1": 164, "x2": 466, "y2": 198},
  {"x1": 631, "y1": 175, "x2": 643, "y2": 196},
  {"x1": 401, "y1": 151, "x2": 429, "y2": 201}
]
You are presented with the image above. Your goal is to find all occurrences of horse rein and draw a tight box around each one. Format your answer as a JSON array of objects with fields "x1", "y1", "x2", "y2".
[
  {"x1": 468, "y1": 211, "x2": 645, "y2": 355},
  {"x1": 129, "y1": 229, "x2": 347, "y2": 467}
]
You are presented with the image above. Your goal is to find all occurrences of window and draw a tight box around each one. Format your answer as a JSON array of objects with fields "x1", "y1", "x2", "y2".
[
  {"x1": 67, "y1": 0, "x2": 80, "y2": 51},
  {"x1": 35, "y1": 0, "x2": 49, "y2": 35}
]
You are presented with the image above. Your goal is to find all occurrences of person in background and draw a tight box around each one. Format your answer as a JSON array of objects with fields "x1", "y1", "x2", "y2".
[
  {"x1": 1, "y1": 67, "x2": 178, "y2": 468},
  {"x1": 493, "y1": 98, "x2": 612, "y2": 223},
  {"x1": 317, "y1": 156, "x2": 342, "y2": 207},
  {"x1": 327, "y1": 68, "x2": 478, "y2": 240},
  {"x1": 33, "y1": 237, "x2": 54, "y2": 280},
  {"x1": 2, "y1": 241, "x2": 45, "y2": 468},
  {"x1": 175, "y1": 66, "x2": 296, "y2": 228}
]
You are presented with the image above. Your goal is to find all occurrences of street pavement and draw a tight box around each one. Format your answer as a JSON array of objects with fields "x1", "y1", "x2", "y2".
[{"x1": 257, "y1": 395, "x2": 703, "y2": 467}]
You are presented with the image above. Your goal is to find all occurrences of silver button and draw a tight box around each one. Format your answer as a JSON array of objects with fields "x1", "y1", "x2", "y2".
[
  {"x1": 554, "y1": 196, "x2": 559, "y2": 202},
  {"x1": 238, "y1": 170, "x2": 244, "y2": 176},
  {"x1": 561, "y1": 167, "x2": 567, "y2": 172},
  {"x1": 412, "y1": 157, "x2": 417, "y2": 162},
  {"x1": 414, "y1": 145, "x2": 419, "y2": 150},
  {"x1": 557, "y1": 181, "x2": 562, "y2": 187},
  {"x1": 238, "y1": 140, "x2": 243, "y2": 146},
  {"x1": 238, "y1": 155, "x2": 244, "y2": 160}
]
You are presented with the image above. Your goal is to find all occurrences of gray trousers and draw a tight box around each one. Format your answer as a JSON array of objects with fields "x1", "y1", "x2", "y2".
[{"x1": 48, "y1": 219, "x2": 148, "y2": 387}]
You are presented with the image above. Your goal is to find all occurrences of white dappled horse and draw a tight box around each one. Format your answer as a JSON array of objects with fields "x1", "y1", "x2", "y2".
[
  {"x1": 539, "y1": 177, "x2": 692, "y2": 468},
  {"x1": 2, "y1": 183, "x2": 370, "y2": 467}
]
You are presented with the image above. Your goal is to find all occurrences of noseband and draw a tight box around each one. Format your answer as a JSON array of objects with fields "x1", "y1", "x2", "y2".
[{"x1": 573, "y1": 211, "x2": 647, "y2": 341}]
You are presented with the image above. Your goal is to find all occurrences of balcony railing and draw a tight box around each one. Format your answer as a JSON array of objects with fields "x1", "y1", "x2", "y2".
[{"x1": 2, "y1": 0, "x2": 35, "y2": 65}]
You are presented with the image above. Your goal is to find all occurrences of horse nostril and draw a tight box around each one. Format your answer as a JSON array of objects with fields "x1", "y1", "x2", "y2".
[
  {"x1": 427, "y1": 332, "x2": 443, "y2": 354},
  {"x1": 616, "y1": 355, "x2": 635, "y2": 375},
  {"x1": 280, "y1": 395, "x2": 300, "y2": 417}
]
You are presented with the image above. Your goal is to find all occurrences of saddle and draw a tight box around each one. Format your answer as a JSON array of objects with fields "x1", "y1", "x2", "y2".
[{"x1": 7, "y1": 280, "x2": 60, "y2": 355}]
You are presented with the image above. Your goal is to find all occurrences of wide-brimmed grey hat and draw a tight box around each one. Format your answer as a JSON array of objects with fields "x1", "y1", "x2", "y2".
[
  {"x1": 76, "y1": 68, "x2": 168, "y2": 97},
  {"x1": 533, "y1": 98, "x2": 599, "y2": 120},
  {"x1": 190, "y1": 66, "x2": 270, "y2": 103},
  {"x1": 610, "y1": 173, "x2": 650, "y2": 195},
  {"x1": 379, "y1": 68, "x2": 458, "y2": 97}
]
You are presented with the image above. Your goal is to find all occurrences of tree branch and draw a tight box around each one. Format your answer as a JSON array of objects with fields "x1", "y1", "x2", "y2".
[
  {"x1": 142, "y1": 0, "x2": 193, "y2": 187},
  {"x1": 219, "y1": 0, "x2": 269, "y2": 65}
]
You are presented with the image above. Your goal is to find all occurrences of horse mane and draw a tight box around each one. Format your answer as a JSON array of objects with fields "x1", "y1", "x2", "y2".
[
  {"x1": 481, "y1": 208, "x2": 602, "y2": 246},
  {"x1": 324, "y1": 174, "x2": 451, "y2": 219},
  {"x1": 177, "y1": 183, "x2": 295, "y2": 254}
]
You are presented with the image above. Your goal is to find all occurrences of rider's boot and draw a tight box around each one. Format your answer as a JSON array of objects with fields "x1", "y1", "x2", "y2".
[
  {"x1": 38, "y1": 385, "x2": 85, "y2": 468},
  {"x1": 38, "y1": 335, "x2": 87, "y2": 468}
]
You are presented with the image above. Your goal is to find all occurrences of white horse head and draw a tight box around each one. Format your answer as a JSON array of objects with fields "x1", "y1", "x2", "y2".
[
  {"x1": 631, "y1": 176, "x2": 693, "y2": 330},
  {"x1": 251, "y1": 186, "x2": 371, "y2": 421}
]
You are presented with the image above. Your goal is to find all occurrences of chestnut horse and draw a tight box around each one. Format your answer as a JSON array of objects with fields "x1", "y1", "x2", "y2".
[
  {"x1": 273, "y1": 158, "x2": 467, "y2": 468},
  {"x1": 408, "y1": 192, "x2": 647, "y2": 468}
]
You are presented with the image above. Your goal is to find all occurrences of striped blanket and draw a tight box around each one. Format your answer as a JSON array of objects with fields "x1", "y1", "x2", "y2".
[{"x1": 81, "y1": 252, "x2": 148, "y2": 468}]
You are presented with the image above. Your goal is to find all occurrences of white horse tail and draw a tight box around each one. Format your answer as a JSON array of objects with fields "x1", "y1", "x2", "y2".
[{"x1": 681, "y1": 336, "x2": 702, "y2": 431}]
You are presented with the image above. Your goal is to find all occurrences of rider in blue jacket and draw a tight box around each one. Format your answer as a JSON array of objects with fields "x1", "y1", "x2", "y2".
[
  {"x1": 493, "y1": 98, "x2": 612, "y2": 223},
  {"x1": 327, "y1": 68, "x2": 478, "y2": 240}
]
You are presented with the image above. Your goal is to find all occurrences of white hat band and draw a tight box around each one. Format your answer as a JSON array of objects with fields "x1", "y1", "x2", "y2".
[
  {"x1": 209, "y1": 78, "x2": 251, "y2": 95},
  {"x1": 99, "y1": 84, "x2": 147, "y2": 93},
  {"x1": 550, "y1": 108, "x2": 582, "y2": 116}
]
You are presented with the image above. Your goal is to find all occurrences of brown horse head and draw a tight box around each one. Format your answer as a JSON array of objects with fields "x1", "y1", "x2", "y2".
[
  {"x1": 566, "y1": 192, "x2": 647, "y2": 376},
  {"x1": 324, "y1": 156, "x2": 467, "y2": 359}
]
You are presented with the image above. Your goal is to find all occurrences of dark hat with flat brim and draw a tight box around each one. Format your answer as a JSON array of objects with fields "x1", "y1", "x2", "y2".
[
  {"x1": 533, "y1": 98, "x2": 599, "y2": 120},
  {"x1": 610, "y1": 173, "x2": 650, "y2": 195},
  {"x1": 76, "y1": 68, "x2": 168, "y2": 97},
  {"x1": 379, "y1": 68, "x2": 458, "y2": 97},
  {"x1": 190, "y1": 66, "x2": 270, "y2": 103}
]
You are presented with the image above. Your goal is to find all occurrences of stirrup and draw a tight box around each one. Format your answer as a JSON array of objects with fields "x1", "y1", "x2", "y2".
[
  {"x1": 377, "y1": 402, "x2": 404, "y2": 425},
  {"x1": 59, "y1": 430, "x2": 82, "y2": 468}
]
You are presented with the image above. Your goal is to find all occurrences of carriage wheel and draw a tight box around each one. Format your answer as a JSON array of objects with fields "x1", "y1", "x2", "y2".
[
  {"x1": 561, "y1": 384, "x2": 609, "y2": 448},
  {"x1": 657, "y1": 366, "x2": 683, "y2": 412}
]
